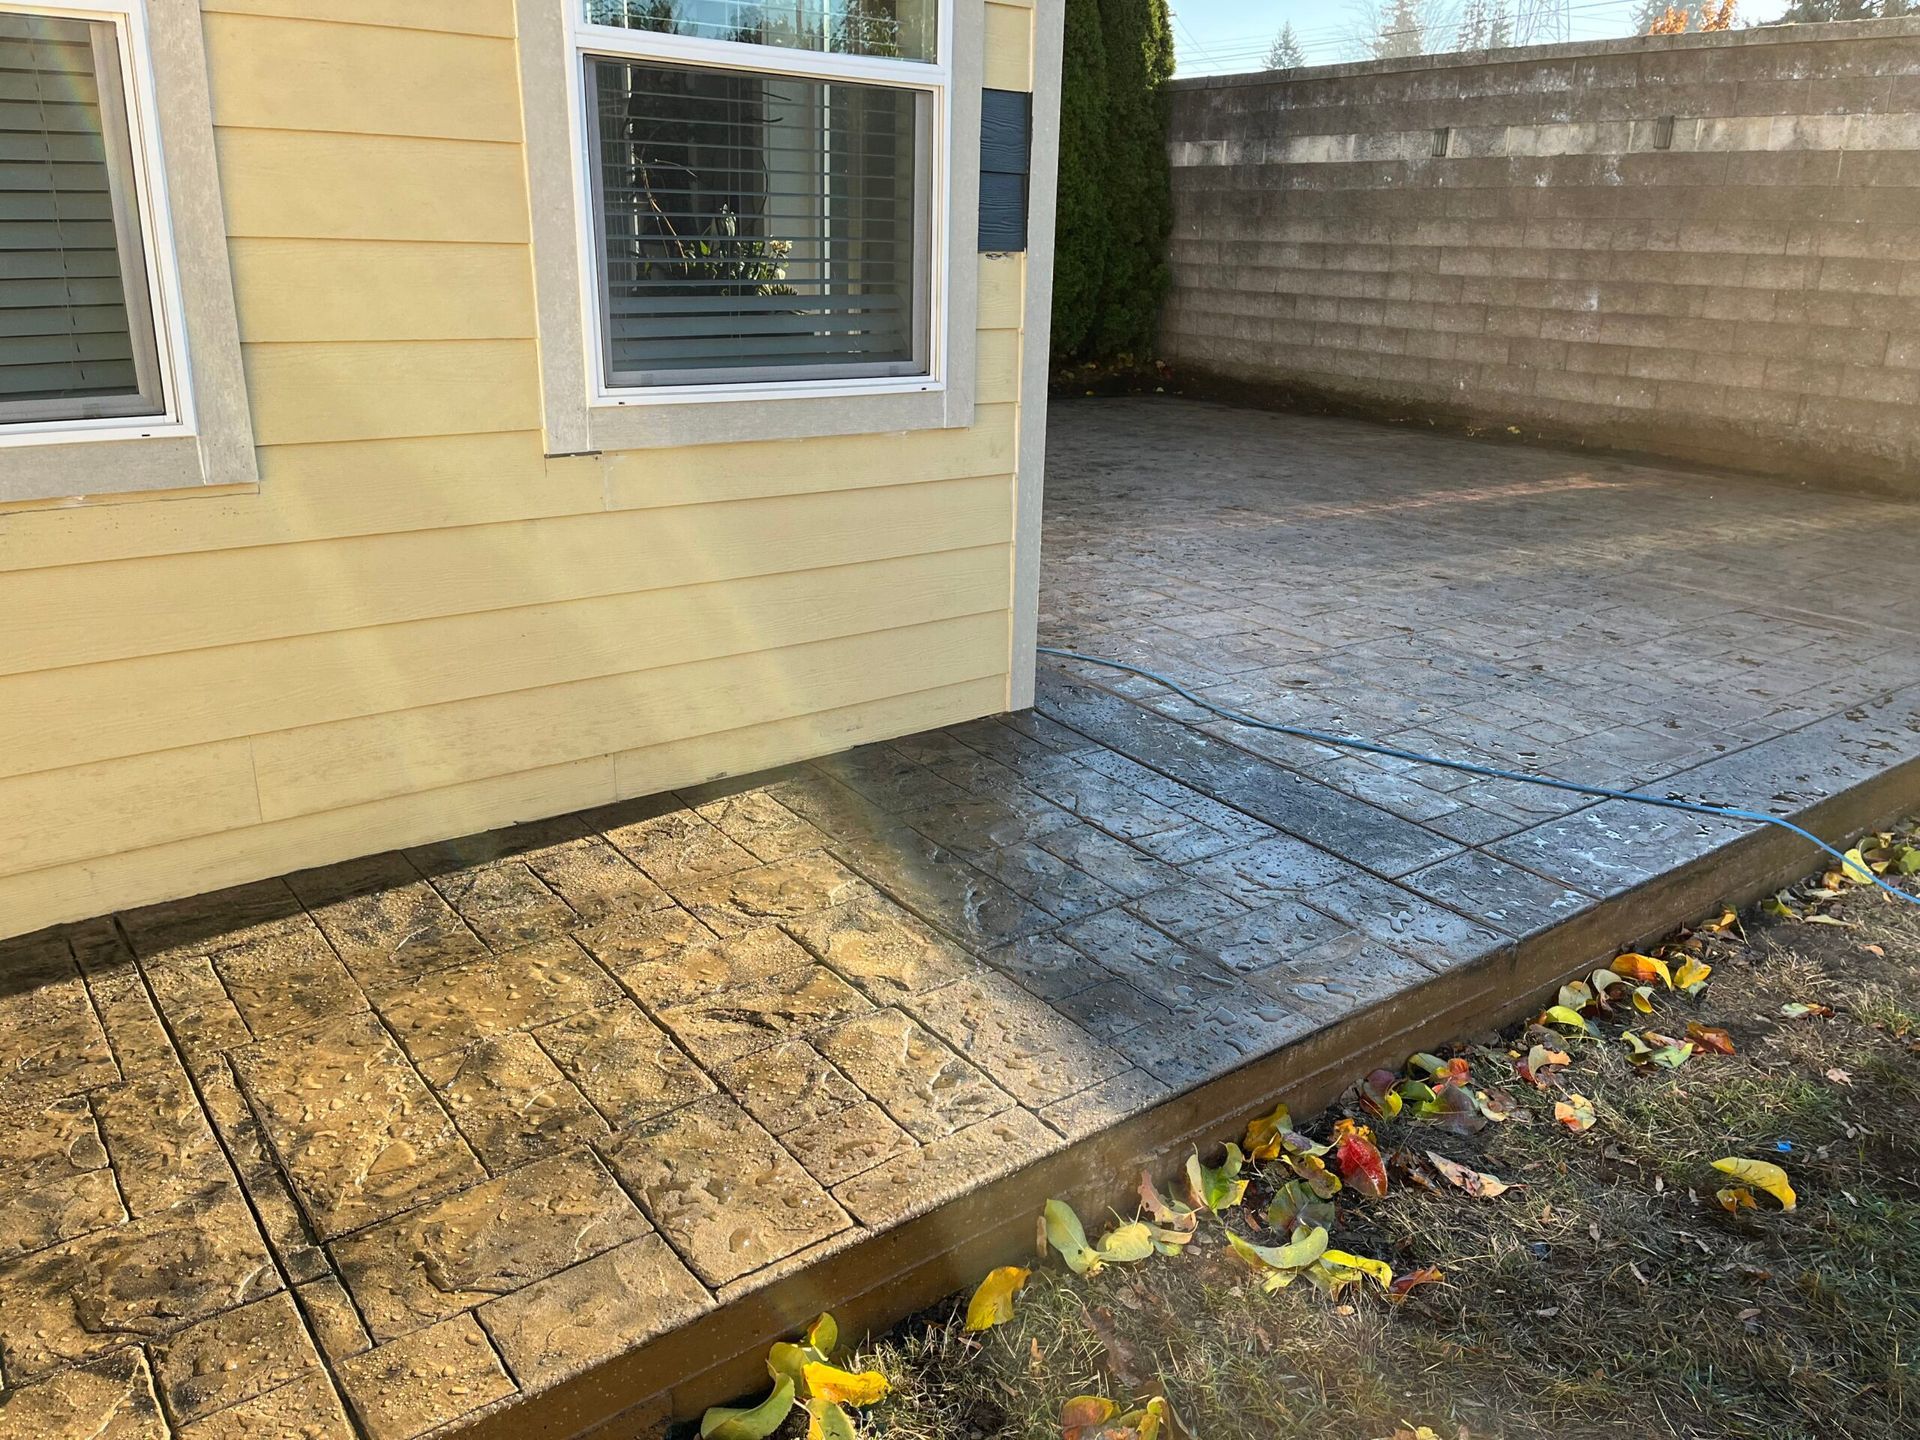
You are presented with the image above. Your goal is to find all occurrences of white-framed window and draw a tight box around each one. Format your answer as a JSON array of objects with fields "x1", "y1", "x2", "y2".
[
  {"x1": 0, "y1": 1, "x2": 186, "y2": 438},
  {"x1": 568, "y1": 1, "x2": 952, "y2": 405},
  {"x1": 0, "y1": 0, "x2": 253, "y2": 505}
]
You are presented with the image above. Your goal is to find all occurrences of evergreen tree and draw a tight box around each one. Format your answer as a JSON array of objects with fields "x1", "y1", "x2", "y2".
[
  {"x1": 1050, "y1": 0, "x2": 1111, "y2": 360},
  {"x1": 1087, "y1": 0, "x2": 1176, "y2": 359},
  {"x1": 1375, "y1": 0, "x2": 1427, "y2": 57},
  {"x1": 1266, "y1": 21, "x2": 1307, "y2": 68}
]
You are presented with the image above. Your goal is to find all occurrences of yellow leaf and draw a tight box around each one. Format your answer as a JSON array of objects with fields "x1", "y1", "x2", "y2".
[
  {"x1": 1612, "y1": 953, "x2": 1672, "y2": 989},
  {"x1": 1630, "y1": 985, "x2": 1656, "y2": 1014},
  {"x1": 802, "y1": 1363, "x2": 889, "y2": 1408},
  {"x1": 1674, "y1": 956, "x2": 1711, "y2": 994},
  {"x1": 1717, "y1": 1186, "x2": 1757, "y2": 1213},
  {"x1": 1244, "y1": 1100, "x2": 1293, "y2": 1160},
  {"x1": 1697, "y1": 908, "x2": 1737, "y2": 934},
  {"x1": 805, "y1": 1313, "x2": 838, "y2": 1357},
  {"x1": 767, "y1": 1342, "x2": 808, "y2": 1391},
  {"x1": 1541, "y1": 1004, "x2": 1594, "y2": 1033},
  {"x1": 1043, "y1": 1199, "x2": 1101, "y2": 1275},
  {"x1": 1841, "y1": 847, "x2": 1874, "y2": 885},
  {"x1": 1712, "y1": 1158, "x2": 1796, "y2": 1212},
  {"x1": 702, "y1": 1377, "x2": 796, "y2": 1440},
  {"x1": 1094, "y1": 1221, "x2": 1156, "y2": 1265},
  {"x1": 964, "y1": 1266, "x2": 1029, "y2": 1332},
  {"x1": 808, "y1": 1400, "x2": 858, "y2": 1440},
  {"x1": 1320, "y1": 1248, "x2": 1393, "y2": 1290},
  {"x1": 1115, "y1": 1396, "x2": 1170, "y2": 1440}
]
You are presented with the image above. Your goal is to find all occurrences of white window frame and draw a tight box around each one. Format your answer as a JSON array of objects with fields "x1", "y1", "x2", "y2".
[
  {"x1": 571, "y1": 4, "x2": 952, "y2": 406},
  {"x1": 0, "y1": 0, "x2": 256, "y2": 504},
  {"x1": 519, "y1": 0, "x2": 982, "y2": 453}
]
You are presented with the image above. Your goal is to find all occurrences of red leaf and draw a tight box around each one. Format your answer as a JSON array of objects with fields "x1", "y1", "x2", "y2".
[{"x1": 1332, "y1": 1118, "x2": 1389, "y2": 1199}]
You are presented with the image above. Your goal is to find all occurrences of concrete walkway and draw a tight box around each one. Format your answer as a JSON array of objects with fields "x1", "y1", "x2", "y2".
[{"x1": 3, "y1": 398, "x2": 1918, "y2": 1439}]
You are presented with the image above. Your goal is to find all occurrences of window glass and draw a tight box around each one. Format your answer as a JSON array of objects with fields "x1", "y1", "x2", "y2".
[
  {"x1": 589, "y1": 57, "x2": 927, "y2": 386},
  {"x1": 584, "y1": 0, "x2": 935, "y2": 65},
  {"x1": 0, "y1": 9, "x2": 163, "y2": 424}
]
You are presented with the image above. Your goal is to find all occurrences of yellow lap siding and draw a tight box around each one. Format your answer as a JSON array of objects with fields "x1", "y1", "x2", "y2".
[
  {"x1": 0, "y1": 678, "x2": 1003, "y2": 939},
  {"x1": 229, "y1": 241, "x2": 536, "y2": 343},
  {"x1": 0, "y1": 434, "x2": 598, "y2": 574},
  {"x1": 0, "y1": 547, "x2": 1011, "y2": 779},
  {"x1": 215, "y1": 130, "x2": 529, "y2": 242},
  {"x1": 601, "y1": 402, "x2": 1016, "y2": 510},
  {"x1": 0, "y1": 475, "x2": 1013, "y2": 676},
  {"x1": 0, "y1": 741, "x2": 261, "y2": 878},
  {"x1": 985, "y1": 3, "x2": 1034, "y2": 92},
  {"x1": 204, "y1": 14, "x2": 522, "y2": 141},
  {"x1": 251, "y1": 612, "x2": 1009, "y2": 820},
  {"x1": 978, "y1": 254, "x2": 1025, "y2": 329},
  {"x1": 242, "y1": 340, "x2": 542, "y2": 445},
  {"x1": 199, "y1": 0, "x2": 517, "y2": 37}
]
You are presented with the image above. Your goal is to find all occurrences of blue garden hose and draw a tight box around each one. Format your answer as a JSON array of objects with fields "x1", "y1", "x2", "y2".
[{"x1": 1038, "y1": 645, "x2": 1920, "y2": 909}]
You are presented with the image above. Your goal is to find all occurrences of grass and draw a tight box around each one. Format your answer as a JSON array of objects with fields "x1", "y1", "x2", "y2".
[{"x1": 831, "y1": 825, "x2": 1920, "y2": 1440}]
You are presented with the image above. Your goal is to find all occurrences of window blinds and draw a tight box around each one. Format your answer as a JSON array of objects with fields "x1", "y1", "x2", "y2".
[
  {"x1": 0, "y1": 10, "x2": 161, "y2": 423},
  {"x1": 589, "y1": 57, "x2": 928, "y2": 386}
]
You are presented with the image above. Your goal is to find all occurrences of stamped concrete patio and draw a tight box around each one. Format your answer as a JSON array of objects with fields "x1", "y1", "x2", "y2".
[{"x1": 4, "y1": 398, "x2": 1920, "y2": 1440}]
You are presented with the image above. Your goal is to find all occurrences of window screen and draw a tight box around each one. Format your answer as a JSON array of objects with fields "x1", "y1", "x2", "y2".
[
  {"x1": 588, "y1": 57, "x2": 929, "y2": 388},
  {"x1": 585, "y1": 0, "x2": 935, "y2": 64},
  {"x1": 0, "y1": 10, "x2": 163, "y2": 424}
]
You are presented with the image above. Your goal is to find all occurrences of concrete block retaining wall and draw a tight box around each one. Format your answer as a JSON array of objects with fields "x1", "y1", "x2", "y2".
[{"x1": 1162, "y1": 20, "x2": 1920, "y2": 489}]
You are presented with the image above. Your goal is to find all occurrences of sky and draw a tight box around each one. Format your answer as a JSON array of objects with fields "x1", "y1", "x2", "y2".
[{"x1": 1168, "y1": 1, "x2": 1798, "y2": 76}]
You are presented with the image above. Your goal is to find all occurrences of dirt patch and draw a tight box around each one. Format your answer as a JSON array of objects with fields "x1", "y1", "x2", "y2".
[{"x1": 828, "y1": 827, "x2": 1920, "y2": 1440}]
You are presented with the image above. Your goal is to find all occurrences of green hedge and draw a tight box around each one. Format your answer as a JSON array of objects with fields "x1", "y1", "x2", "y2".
[{"x1": 1051, "y1": 0, "x2": 1175, "y2": 366}]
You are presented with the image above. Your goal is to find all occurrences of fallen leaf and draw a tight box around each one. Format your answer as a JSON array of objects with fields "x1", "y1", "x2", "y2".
[
  {"x1": 1313, "y1": 1247, "x2": 1394, "y2": 1296},
  {"x1": 1243, "y1": 1101, "x2": 1293, "y2": 1160},
  {"x1": 1061, "y1": 1396, "x2": 1118, "y2": 1440},
  {"x1": 1094, "y1": 1221, "x2": 1156, "y2": 1266},
  {"x1": 1044, "y1": 1199, "x2": 1102, "y2": 1275},
  {"x1": 1558, "y1": 980, "x2": 1596, "y2": 1012},
  {"x1": 1388, "y1": 1268, "x2": 1445, "y2": 1301},
  {"x1": 1186, "y1": 1145, "x2": 1248, "y2": 1214},
  {"x1": 1825, "y1": 1067, "x2": 1852, "y2": 1086},
  {"x1": 1697, "y1": 908, "x2": 1738, "y2": 934},
  {"x1": 965, "y1": 1267, "x2": 1029, "y2": 1331},
  {"x1": 1674, "y1": 956, "x2": 1712, "y2": 995},
  {"x1": 1612, "y1": 953, "x2": 1672, "y2": 989},
  {"x1": 1227, "y1": 1224, "x2": 1329, "y2": 1292},
  {"x1": 1282, "y1": 1148, "x2": 1343, "y2": 1199},
  {"x1": 1520, "y1": 1043, "x2": 1571, "y2": 1087},
  {"x1": 701, "y1": 1377, "x2": 796, "y2": 1440},
  {"x1": 1717, "y1": 1186, "x2": 1757, "y2": 1214},
  {"x1": 1136, "y1": 1172, "x2": 1197, "y2": 1234},
  {"x1": 805, "y1": 1313, "x2": 837, "y2": 1356},
  {"x1": 1475, "y1": 1085, "x2": 1522, "y2": 1123},
  {"x1": 1267, "y1": 1180, "x2": 1337, "y2": 1233},
  {"x1": 1416, "y1": 1081, "x2": 1488, "y2": 1136},
  {"x1": 1555, "y1": 1095, "x2": 1597, "y2": 1133},
  {"x1": 1762, "y1": 893, "x2": 1798, "y2": 919},
  {"x1": 1360, "y1": 1068, "x2": 1403, "y2": 1118},
  {"x1": 1781, "y1": 1002, "x2": 1834, "y2": 1019},
  {"x1": 1712, "y1": 1158, "x2": 1796, "y2": 1211},
  {"x1": 1541, "y1": 1004, "x2": 1596, "y2": 1034},
  {"x1": 767, "y1": 1343, "x2": 810, "y2": 1392},
  {"x1": 807, "y1": 1401, "x2": 858, "y2": 1440},
  {"x1": 1686, "y1": 1023, "x2": 1735, "y2": 1055},
  {"x1": 1332, "y1": 1118, "x2": 1389, "y2": 1199},
  {"x1": 801, "y1": 1362, "x2": 888, "y2": 1408},
  {"x1": 1426, "y1": 1150, "x2": 1514, "y2": 1199}
]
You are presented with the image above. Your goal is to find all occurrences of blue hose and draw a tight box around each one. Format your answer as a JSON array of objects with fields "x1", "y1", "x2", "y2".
[{"x1": 1037, "y1": 645, "x2": 1920, "y2": 909}]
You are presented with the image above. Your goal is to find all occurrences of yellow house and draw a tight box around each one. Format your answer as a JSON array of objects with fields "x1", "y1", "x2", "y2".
[{"x1": 0, "y1": 0, "x2": 1062, "y2": 942}]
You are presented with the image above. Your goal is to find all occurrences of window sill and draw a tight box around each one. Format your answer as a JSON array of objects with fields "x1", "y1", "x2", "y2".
[
  {"x1": 0, "y1": 432, "x2": 239, "y2": 507},
  {"x1": 581, "y1": 382, "x2": 969, "y2": 453}
]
